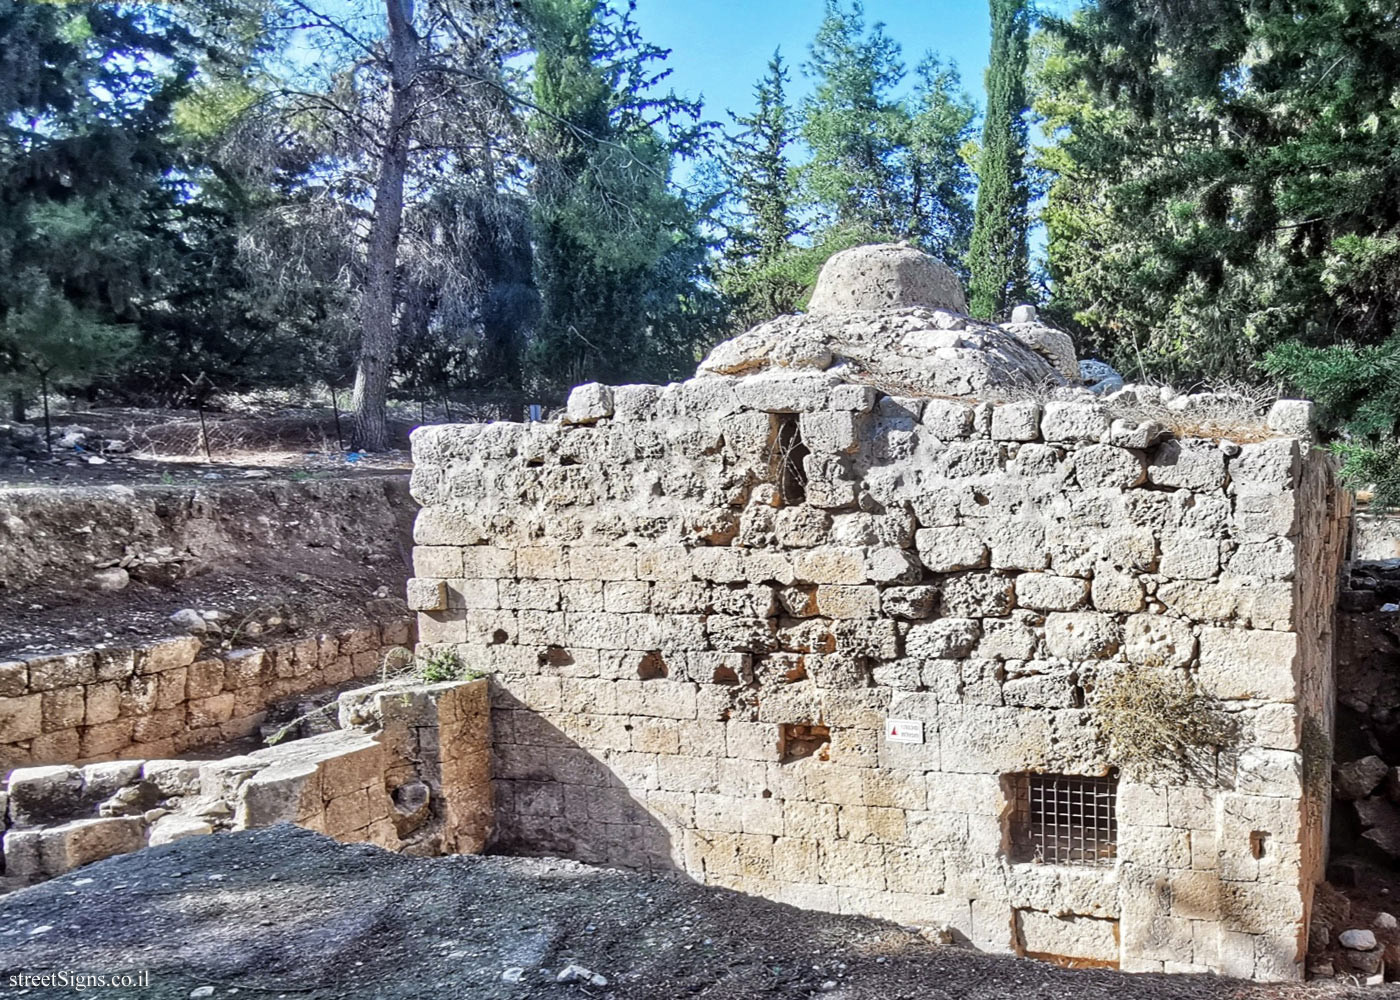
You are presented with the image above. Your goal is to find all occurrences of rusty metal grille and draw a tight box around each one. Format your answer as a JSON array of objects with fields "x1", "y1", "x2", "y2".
[{"x1": 1014, "y1": 773, "x2": 1117, "y2": 867}]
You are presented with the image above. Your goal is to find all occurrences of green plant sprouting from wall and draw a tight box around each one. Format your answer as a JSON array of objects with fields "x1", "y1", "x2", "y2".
[{"x1": 416, "y1": 647, "x2": 483, "y2": 685}]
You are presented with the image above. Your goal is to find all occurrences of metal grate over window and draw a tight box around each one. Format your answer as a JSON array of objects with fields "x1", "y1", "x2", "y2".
[{"x1": 1009, "y1": 773, "x2": 1117, "y2": 867}]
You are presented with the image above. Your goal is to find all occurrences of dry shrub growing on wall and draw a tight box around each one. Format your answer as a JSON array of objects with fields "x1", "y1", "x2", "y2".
[{"x1": 1090, "y1": 667, "x2": 1238, "y2": 781}]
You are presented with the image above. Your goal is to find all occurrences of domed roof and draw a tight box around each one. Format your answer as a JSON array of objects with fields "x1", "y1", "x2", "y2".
[{"x1": 806, "y1": 242, "x2": 968, "y2": 315}]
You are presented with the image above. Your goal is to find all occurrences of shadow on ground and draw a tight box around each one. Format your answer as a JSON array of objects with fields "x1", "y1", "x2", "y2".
[{"x1": 0, "y1": 826, "x2": 1380, "y2": 999}]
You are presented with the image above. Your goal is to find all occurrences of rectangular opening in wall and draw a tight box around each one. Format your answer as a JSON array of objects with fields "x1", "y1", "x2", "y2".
[
  {"x1": 1007, "y1": 772, "x2": 1117, "y2": 867},
  {"x1": 778, "y1": 723, "x2": 829, "y2": 763},
  {"x1": 768, "y1": 415, "x2": 808, "y2": 505}
]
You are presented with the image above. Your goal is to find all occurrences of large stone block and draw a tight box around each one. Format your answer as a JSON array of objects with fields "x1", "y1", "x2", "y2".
[
  {"x1": 565, "y1": 382, "x2": 614, "y2": 423},
  {"x1": 1147, "y1": 440, "x2": 1226, "y2": 491},
  {"x1": 7, "y1": 765, "x2": 84, "y2": 827},
  {"x1": 1074, "y1": 444, "x2": 1146, "y2": 489},
  {"x1": 1197, "y1": 627, "x2": 1299, "y2": 702},
  {"x1": 25, "y1": 651, "x2": 97, "y2": 692},
  {"x1": 914, "y1": 527, "x2": 988, "y2": 573},
  {"x1": 1230, "y1": 439, "x2": 1301, "y2": 488},
  {"x1": 1159, "y1": 534, "x2": 1220, "y2": 580},
  {"x1": 941, "y1": 573, "x2": 1015, "y2": 617},
  {"x1": 37, "y1": 817, "x2": 146, "y2": 876},
  {"x1": 1043, "y1": 612, "x2": 1121, "y2": 660},
  {"x1": 1041, "y1": 402, "x2": 1109, "y2": 443},
  {"x1": 1015, "y1": 909, "x2": 1120, "y2": 963},
  {"x1": 1015, "y1": 573, "x2": 1088, "y2": 612},
  {"x1": 799, "y1": 411, "x2": 860, "y2": 454},
  {"x1": 991, "y1": 400, "x2": 1041, "y2": 442},
  {"x1": 921, "y1": 399, "x2": 975, "y2": 440},
  {"x1": 0, "y1": 693, "x2": 43, "y2": 743},
  {"x1": 1123, "y1": 614, "x2": 1197, "y2": 668},
  {"x1": 905, "y1": 619, "x2": 981, "y2": 659}
]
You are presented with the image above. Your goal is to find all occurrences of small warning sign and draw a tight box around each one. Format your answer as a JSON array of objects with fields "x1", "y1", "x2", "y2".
[{"x1": 885, "y1": 718, "x2": 924, "y2": 744}]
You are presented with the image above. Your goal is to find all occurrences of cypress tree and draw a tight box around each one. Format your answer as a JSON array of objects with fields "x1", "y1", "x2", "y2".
[{"x1": 967, "y1": 0, "x2": 1031, "y2": 319}]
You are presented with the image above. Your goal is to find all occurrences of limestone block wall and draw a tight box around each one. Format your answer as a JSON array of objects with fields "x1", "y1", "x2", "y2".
[
  {"x1": 0, "y1": 619, "x2": 412, "y2": 773},
  {"x1": 1, "y1": 678, "x2": 491, "y2": 889},
  {"x1": 408, "y1": 372, "x2": 1348, "y2": 981}
]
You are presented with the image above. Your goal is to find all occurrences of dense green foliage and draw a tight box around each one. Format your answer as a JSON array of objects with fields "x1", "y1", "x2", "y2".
[
  {"x1": 11, "y1": 0, "x2": 1400, "y2": 491},
  {"x1": 0, "y1": 1, "x2": 348, "y2": 413},
  {"x1": 1265, "y1": 338, "x2": 1400, "y2": 508},
  {"x1": 719, "y1": 1, "x2": 977, "y2": 326},
  {"x1": 967, "y1": 0, "x2": 1031, "y2": 319},
  {"x1": 1039, "y1": 0, "x2": 1400, "y2": 383},
  {"x1": 524, "y1": 0, "x2": 721, "y2": 391},
  {"x1": 1038, "y1": 0, "x2": 1400, "y2": 502}
]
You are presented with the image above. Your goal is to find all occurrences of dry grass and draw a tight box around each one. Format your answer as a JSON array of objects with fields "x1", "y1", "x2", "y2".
[{"x1": 1089, "y1": 667, "x2": 1239, "y2": 782}]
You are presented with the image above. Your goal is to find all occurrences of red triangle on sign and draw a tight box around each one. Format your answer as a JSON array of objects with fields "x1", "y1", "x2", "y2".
[{"x1": 891, "y1": 726, "x2": 898, "y2": 736}]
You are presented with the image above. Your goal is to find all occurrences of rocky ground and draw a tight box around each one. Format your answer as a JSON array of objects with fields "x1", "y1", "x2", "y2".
[{"x1": 0, "y1": 826, "x2": 1382, "y2": 1000}]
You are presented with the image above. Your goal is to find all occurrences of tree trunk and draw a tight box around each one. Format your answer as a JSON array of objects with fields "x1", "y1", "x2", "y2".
[
  {"x1": 10, "y1": 388, "x2": 25, "y2": 423},
  {"x1": 350, "y1": 0, "x2": 419, "y2": 452}
]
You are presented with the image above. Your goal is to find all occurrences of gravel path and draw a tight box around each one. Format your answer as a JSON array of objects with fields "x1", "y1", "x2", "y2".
[{"x1": 0, "y1": 826, "x2": 1384, "y2": 999}]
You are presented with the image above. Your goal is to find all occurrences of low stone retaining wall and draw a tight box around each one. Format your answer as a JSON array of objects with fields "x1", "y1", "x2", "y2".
[
  {"x1": 1, "y1": 678, "x2": 491, "y2": 889},
  {"x1": 0, "y1": 618, "x2": 413, "y2": 772}
]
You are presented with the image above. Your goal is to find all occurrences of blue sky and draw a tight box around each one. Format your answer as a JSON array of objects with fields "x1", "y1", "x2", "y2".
[{"x1": 631, "y1": 1, "x2": 995, "y2": 126}]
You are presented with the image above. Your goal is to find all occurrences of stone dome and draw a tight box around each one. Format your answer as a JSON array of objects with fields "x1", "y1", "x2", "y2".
[{"x1": 806, "y1": 242, "x2": 968, "y2": 315}]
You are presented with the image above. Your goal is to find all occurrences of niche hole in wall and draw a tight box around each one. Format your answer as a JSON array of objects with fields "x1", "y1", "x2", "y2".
[
  {"x1": 771, "y1": 414, "x2": 809, "y2": 505},
  {"x1": 637, "y1": 651, "x2": 667, "y2": 681},
  {"x1": 778, "y1": 723, "x2": 830, "y2": 764},
  {"x1": 1250, "y1": 830, "x2": 1269, "y2": 860}
]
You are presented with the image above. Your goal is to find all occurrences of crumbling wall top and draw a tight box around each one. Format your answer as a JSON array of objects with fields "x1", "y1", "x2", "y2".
[{"x1": 697, "y1": 243, "x2": 1077, "y2": 398}]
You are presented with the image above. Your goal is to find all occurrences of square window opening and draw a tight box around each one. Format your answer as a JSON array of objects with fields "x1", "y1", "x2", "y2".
[
  {"x1": 779, "y1": 723, "x2": 829, "y2": 764},
  {"x1": 1007, "y1": 772, "x2": 1117, "y2": 867}
]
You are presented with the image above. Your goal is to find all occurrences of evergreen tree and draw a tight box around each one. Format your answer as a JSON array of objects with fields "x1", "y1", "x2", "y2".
[
  {"x1": 903, "y1": 55, "x2": 977, "y2": 267},
  {"x1": 967, "y1": 0, "x2": 1031, "y2": 320},
  {"x1": 0, "y1": 2, "x2": 194, "y2": 414},
  {"x1": 799, "y1": 1, "x2": 906, "y2": 237},
  {"x1": 1038, "y1": 1, "x2": 1400, "y2": 385},
  {"x1": 1265, "y1": 338, "x2": 1400, "y2": 509},
  {"x1": 524, "y1": 0, "x2": 721, "y2": 392},
  {"x1": 733, "y1": 0, "x2": 975, "y2": 323},
  {"x1": 725, "y1": 50, "x2": 798, "y2": 270},
  {"x1": 718, "y1": 50, "x2": 803, "y2": 325}
]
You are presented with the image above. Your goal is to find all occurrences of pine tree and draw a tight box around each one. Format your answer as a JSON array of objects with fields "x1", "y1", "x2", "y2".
[
  {"x1": 793, "y1": 1, "x2": 975, "y2": 286},
  {"x1": 726, "y1": 50, "x2": 798, "y2": 269},
  {"x1": 0, "y1": 2, "x2": 190, "y2": 412},
  {"x1": 1265, "y1": 338, "x2": 1400, "y2": 509},
  {"x1": 524, "y1": 0, "x2": 721, "y2": 392},
  {"x1": 967, "y1": 0, "x2": 1031, "y2": 320},
  {"x1": 1038, "y1": 1, "x2": 1400, "y2": 385},
  {"x1": 799, "y1": 1, "x2": 906, "y2": 236}
]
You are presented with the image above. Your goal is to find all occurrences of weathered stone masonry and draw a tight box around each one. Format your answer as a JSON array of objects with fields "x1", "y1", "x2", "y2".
[
  {"x1": 0, "y1": 619, "x2": 412, "y2": 773},
  {"x1": 404, "y1": 239, "x2": 1352, "y2": 984},
  {"x1": 409, "y1": 372, "x2": 1349, "y2": 981}
]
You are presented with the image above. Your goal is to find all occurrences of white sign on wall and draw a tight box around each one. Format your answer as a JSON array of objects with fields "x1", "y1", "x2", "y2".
[{"x1": 885, "y1": 718, "x2": 924, "y2": 744}]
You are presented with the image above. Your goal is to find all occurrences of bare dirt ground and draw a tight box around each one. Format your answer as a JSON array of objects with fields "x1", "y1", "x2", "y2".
[
  {"x1": 0, "y1": 826, "x2": 1383, "y2": 1000},
  {"x1": 0, "y1": 405, "x2": 414, "y2": 490},
  {"x1": 0, "y1": 471, "x2": 416, "y2": 660}
]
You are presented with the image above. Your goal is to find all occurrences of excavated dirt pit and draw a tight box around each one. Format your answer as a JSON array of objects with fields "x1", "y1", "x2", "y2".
[
  {"x1": 0, "y1": 826, "x2": 1380, "y2": 999},
  {"x1": 0, "y1": 473, "x2": 416, "y2": 659}
]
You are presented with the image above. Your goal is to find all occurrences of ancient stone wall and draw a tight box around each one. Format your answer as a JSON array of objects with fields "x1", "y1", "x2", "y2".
[
  {"x1": 409, "y1": 370, "x2": 1348, "y2": 982},
  {"x1": 1, "y1": 678, "x2": 491, "y2": 890},
  {"x1": 0, "y1": 618, "x2": 412, "y2": 772}
]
